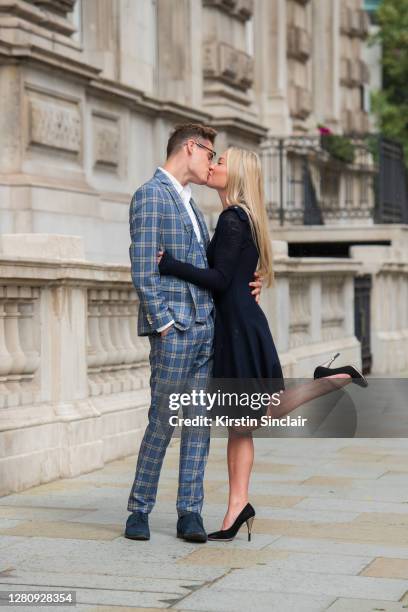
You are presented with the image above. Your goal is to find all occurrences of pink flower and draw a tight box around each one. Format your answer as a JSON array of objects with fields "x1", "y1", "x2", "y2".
[{"x1": 318, "y1": 124, "x2": 332, "y2": 135}]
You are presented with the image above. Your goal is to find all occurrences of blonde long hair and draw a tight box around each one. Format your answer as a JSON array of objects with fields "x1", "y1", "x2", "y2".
[{"x1": 225, "y1": 147, "x2": 274, "y2": 287}]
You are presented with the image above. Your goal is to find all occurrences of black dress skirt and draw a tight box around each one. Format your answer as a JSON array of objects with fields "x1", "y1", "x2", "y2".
[{"x1": 158, "y1": 204, "x2": 284, "y2": 398}]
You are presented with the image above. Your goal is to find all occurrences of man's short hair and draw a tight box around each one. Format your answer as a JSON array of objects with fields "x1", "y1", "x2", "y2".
[{"x1": 166, "y1": 123, "x2": 217, "y2": 159}]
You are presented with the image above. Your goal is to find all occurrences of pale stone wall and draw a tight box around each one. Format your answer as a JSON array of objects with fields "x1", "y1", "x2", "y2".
[
  {"x1": 0, "y1": 0, "x2": 370, "y2": 263},
  {"x1": 2, "y1": 0, "x2": 405, "y2": 495}
]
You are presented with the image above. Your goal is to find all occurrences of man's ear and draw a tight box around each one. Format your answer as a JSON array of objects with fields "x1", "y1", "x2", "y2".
[{"x1": 185, "y1": 139, "x2": 194, "y2": 156}]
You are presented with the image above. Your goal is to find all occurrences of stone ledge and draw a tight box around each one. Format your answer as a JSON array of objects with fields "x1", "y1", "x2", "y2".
[{"x1": 0, "y1": 234, "x2": 85, "y2": 261}]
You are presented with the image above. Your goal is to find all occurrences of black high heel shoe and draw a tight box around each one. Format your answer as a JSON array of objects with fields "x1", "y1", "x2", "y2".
[
  {"x1": 207, "y1": 503, "x2": 255, "y2": 542},
  {"x1": 314, "y1": 353, "x2": 368, "y2": 388}
]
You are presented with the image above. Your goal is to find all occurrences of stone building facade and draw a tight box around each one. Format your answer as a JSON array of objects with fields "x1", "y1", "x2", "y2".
[
  {"x1": 0, "y1": 0, "x2": 371, "y2": 263},
  {"x1": 2, "y1": 1, "x2": 408, "y2": 495}
]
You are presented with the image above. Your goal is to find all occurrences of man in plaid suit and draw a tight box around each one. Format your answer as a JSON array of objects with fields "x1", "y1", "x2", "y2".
[{"x1": 125, "y1": 124, "x2": 260, "y2": 542}]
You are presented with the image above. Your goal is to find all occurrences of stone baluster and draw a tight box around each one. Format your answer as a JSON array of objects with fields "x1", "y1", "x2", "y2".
[
  {"x1": 4, "y1": 290, "x2": 26, "y2": 402},
  {"x1": 118, "y1": 290, "x2": 139, "y2": 367},
  {"x1": 107, "y1": 290, "x2": 130, "y2": 392},
  {"x1": 289, "y1": 276, "x2": 311, "y2": 348},
  {"x1": 127, "y1": 300, "x2": 150, "y2": 388},
  {"x1": 0, "y1": 294, "x2": 13, "y2": 407},
  {"x1": 108, "y1": 290, "x2": 127, "y2": 366},
  {"x1": 18, "y1": 289, "x2": 40, "y2": 404},
  {"x1": 97, "y1": 289, "x2": 119, "y2": 393},
  {"x1": 403, "y1": 273, "x2": 408, "y2": 370},
  {"x1": 128, "y1": 296, "x2": 149, "y2": 390},
  {"x1": 87, "y1": 287, "x2": 151, "y2": 395},
  {"x1": 87, "y1": 290, "x2": 109, "y2": 396}
]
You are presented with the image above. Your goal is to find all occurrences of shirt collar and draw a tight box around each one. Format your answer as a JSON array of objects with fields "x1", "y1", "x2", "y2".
[{"x1": 158, "y1": 167, "x2": 191, "y2": 198}]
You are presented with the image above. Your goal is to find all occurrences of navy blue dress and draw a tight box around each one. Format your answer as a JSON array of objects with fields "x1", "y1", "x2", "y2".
[{"x1": 159, "y1": 205, "x2": 283, "y2": 387}]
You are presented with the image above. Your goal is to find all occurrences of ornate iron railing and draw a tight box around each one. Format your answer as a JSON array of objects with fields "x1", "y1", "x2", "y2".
[{"x1": 261, "y1": 134, "x2": 408, "y2": 226}]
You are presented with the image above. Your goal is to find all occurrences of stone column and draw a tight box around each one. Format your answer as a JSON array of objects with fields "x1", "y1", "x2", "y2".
[
  {"x1": 201, "y1": 0, "x2": 256, "y2": 119},
  {"x1": 34, "y1": 237, "x2": 89, "y2": 414},
  {"x1": 117, "y1": 0, "x2": 157, "y2": 94},
  {"x1": 40, "y1": 284, "x2": 88, "y2": 411},
  {"x1": 0, "y1": 66, "x2": 22, "y2": 174},
  {"x1": 254, "y1": 0, "x2": 289, "y2": 133},
  {"x1": 81, "y1": 0, "x2": 120, "y2": 80},
  {"x1": 156, "y1": 0, "x2": 203, "y2": 107}
]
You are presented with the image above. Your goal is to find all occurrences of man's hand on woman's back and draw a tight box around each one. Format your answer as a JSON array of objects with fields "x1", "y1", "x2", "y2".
[{"x1": 249, "y1": 271, "x2": 263, "y2": 304}]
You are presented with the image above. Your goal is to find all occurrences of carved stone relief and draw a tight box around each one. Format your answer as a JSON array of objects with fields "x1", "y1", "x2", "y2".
[
  {"x1": 27, "y1": 0, "x2": 77, "y2": 17},
  {"x1": 202, "y1": 0, "x2": 253, "y2": 22},
  {"x1": 26, "y1": 88, "x2": 81, "y2": 155},
  {"x1": 92, "y1": 112, "x2": 120, "y2": 170},
  {"x1": 203, "y1": 41, "x2": 254, "y2": 91}
]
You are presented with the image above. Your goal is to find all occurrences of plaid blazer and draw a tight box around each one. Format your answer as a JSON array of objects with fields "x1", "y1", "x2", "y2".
[{"x1": 129, "y1": 168, "x2": 214, "y2": 336}]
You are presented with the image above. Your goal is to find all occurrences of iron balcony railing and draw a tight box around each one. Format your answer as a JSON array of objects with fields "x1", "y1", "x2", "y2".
[{"x1": 261, "y1": 134, "x2": 408, "y2": 226}]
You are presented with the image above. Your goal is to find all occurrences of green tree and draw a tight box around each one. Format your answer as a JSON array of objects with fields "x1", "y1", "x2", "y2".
[{"x1": 371, "y1": 0, "x2": 408, "y2": 163}]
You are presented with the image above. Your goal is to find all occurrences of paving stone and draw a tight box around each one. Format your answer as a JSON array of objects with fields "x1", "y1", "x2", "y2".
[
  {"x1": 79, "y1": 608, "x2": 174, "y2": 612},
  {"x1": 302, "y1": 476, "x2": 355, "y2": 487},
  {"x1": 0, "y1": 520, "x2": 122, "y2": 540},
  {"x1": 313, "y1": 462, "x2": 388, "y2": 479},
  {"x1": 203, "y1": 492, "x2": 305, "y2": 507},
  {"x1": 2, "y1": 438, "x2": 408, "y2": 611},
  {"x1": 295, "y1": 497, "x2": 408, "y2": 515},
  {"x1": 178, "y1": 548, "x2": 371, "y2": 575},
  {"x1": 213, "y1": 567, "x2": 408, "y2": 599},
  {"x1": 360, "y1": 557, "x2": 408, "y2": 579},
  {"x1": 248, "y1": 481, "x2": 408, "y2": 503},
  {"x1": 0, "y1": 536, "x2": 26, "y2": 550},
  {"x1": 178, "y1": 587, "x2": 334, "y2": 612},
  {"x1": 246, "y1": 462, "x2": 299, "y2": 474},
  {"x1": 14, "y1": 480, "x2": 92, "y2": 494},
  {"x1": 1, "y1": 583, "x2": 178, "y2": 608},
  {"x1": 0, "y1": 519, "x2": 24, "y2": 529},
  {"x1": 0, "y1": 538, "x2": 226, "y2": 580},
  {"x1": 326, "y1": 598, "x2": 408, "y2": 611},
  {"x1": 354, "y1": 513, "x2": 408, "y2": 527},
  {"x1": 0, "y1": 570, "x2": 203, "y2": 596},
  {"x1": 377, "y1": 472, "x2": 408, "y2": 485},
  {"x1": 206, "y1": 534, "x2": 281, "y2": 550},
  {"x1": 0, "y1": 506, "x2": 94, "y2": 521},
  {"x1": 266, "y1": 537, "x2": 408, "y2": 559},
  {"x1": 253, "y1": 517, "x2": 408, "y2": 546},
  {"x1": 337, "y1": 447, "x2": 389, "y2": 461},
  {"x1": 64, "y1": 510, "x2": 130, "y2": 526},
  {"x1": 177, "y1": 547, "x2": 289, "y2": 568},
  {"x1": 253, "y1": 507, "x2": 359, "y2": 523}
]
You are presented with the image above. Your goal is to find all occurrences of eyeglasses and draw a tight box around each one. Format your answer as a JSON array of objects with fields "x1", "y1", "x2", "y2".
[{"x1": 190, "y1": 140, "x2": 217, "y2": 161}]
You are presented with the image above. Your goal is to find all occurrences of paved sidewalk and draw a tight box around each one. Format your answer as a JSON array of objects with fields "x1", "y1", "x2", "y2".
[{"x1": 1, "y1": 437, "x2": 408, "y2": 611}]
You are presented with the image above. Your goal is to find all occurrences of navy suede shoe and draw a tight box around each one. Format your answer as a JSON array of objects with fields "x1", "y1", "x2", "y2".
[
  {"x1": 125, "y1": 511, "x2": 150, "y2": 540},
  {"x1": 177, "y1": 512, "x2": 207, "y2": 543}
]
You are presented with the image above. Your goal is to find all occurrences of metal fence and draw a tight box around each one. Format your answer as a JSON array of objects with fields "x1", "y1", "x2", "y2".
[{"x1": 261, "y1": 134, "x2": 408, "y2": 226}]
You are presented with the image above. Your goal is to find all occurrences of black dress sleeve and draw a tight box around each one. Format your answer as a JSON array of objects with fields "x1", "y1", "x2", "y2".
[{"x1": 158, "y1": 208, "x2": 246, "y2": 293}]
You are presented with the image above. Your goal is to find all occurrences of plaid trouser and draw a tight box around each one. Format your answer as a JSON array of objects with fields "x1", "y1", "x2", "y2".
[{"x1": 127, "y1": 314, "x2": 214, "y2": 515}]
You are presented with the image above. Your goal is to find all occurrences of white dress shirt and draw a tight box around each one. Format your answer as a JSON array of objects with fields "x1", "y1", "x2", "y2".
[{"x1": 155, "y1": 167, "x2": 203, "y2": 332}]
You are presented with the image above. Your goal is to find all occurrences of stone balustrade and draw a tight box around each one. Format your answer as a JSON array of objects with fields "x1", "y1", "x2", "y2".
[
  {"x1": 3, "y1": 234, "x2": 397, "y2": 495},
  {"x1": 260, "y1": 242, "x2": 360, "y2": 376},
  {"x1": 87, "y1": 287, "x2": 150, "y2": 397},
  {"x1": 0, "y1": 235, "x2": 151, "y2": 496},
  {"x1": 351, "y1": 245, "x2": 408, "y2": 374},
  {"x1": 0, "y1": 285, "x2": 41, "y2": 409}
]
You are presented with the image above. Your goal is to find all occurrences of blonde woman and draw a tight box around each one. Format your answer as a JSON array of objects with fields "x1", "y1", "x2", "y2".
[{"x1": 158, "y1": 147, "x2": 366, "y2": 542}]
